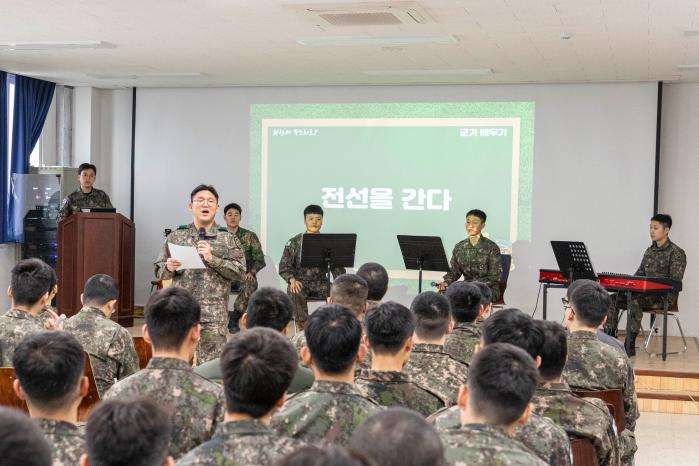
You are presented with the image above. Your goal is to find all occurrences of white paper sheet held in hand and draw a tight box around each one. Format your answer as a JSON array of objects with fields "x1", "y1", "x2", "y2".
[{"x1": 168, "y1": 243, "x2": 206, "y2": 269}]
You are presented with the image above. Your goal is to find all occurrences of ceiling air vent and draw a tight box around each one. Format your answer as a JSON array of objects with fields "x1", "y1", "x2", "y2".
[{"x1": 290, "y1": 2, "x2": 433, "y2": 27}]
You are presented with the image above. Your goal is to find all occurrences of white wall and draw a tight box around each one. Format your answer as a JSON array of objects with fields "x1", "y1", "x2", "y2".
[
  {"x1": 131, "y1": 83, "x2": 659, "y2": 329},
  {"x1": 658, "y1": 83, "x2": 699, "y2": 338}
]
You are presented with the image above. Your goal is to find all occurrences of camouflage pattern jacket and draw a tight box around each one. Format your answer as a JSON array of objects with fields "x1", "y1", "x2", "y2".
[
  {"x1": 177, "y1": 419, "x2": 305, "y2": 466},
  {"x1": 403, "y1": 343, "x2": 469, "y2": 406},
  {"x1": 35, "y1": 419, "x2": 85, "y2": 466},
  {"x1": 103, "y1": 357, "x2": 225, "y2": 459},
  {"x1": 0, "y1": 309, "x2": 44, "y2": 367},
  {"x1": 443, "y1": 236, "x2": 502, "y2": 302},
  {"x1": 231, "y1": 227, "x2": 266, "y2": 276},
  {"x1": 444, "y1": 321, "x2": 482, "y2": 365},
  {"x1": 635, "y1": 239, "x2": 687, "y2": 301},
  {"x1": 354, "y1": 369, "x2": 444, "y2": 417},
  {"x1": 154, "y1": 223, "x2": 245, "y2": 323},
  {"x1": 57, "y1": 188, "x2": 113, "y2": 223},
  {"x1": 271, "y1": 380, "x2": 381, "y2": 445},
  {"x1": 278, "y1": 233, "x2": 346, "y2": 285},
  {"x1": 563, "y1": 331, "x2": 639, "y2": 431},
  {"x1": 428, "y1": 406, "x2": 572, "y2": 466},
  {"x1": 441, "y1": 423, "x2": 548, "y2": 466},
  {"x1": 531, "y1": 380, "x2": 619, "y2": 466},
  {"x1": 63, "y1": 306, "x2": 139, "y2": 397}
]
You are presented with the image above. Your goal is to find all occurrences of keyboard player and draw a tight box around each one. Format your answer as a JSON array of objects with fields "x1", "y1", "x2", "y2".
[{"x1": 604, "y1": 214, "x2": 687, "y2": 356}]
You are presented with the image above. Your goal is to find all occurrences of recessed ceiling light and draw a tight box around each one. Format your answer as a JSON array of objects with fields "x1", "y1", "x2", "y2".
[
  {"x1": 560, "y1": 32, "x2": 574, "y2": 40},
  {"x1": 362, "y1": 68, "x2": 493, "y2": 76},
  {"x1": 677, "y1": 65, "x2": 699, "y2": 70},
  {"x1": 296, "y1": 34, "x2": 458, "y2": 46},
  {"x1": 0, "y1": 41, "x2": 115, "y2": 51},
  {"x1": 683, "y1": 29, "x2": 699, "y2": 36},
  {"x1": 87, "y1": 72, "x2": 204, "y2": 80}
]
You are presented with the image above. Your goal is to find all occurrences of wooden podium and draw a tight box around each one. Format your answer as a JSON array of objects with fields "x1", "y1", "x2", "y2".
[{"x1": 57, "y1": 213, "x2": 135, "y2": 327}]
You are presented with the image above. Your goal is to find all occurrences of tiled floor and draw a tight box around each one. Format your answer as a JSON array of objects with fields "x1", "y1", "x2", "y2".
[{"x1": 635, "y1": 412, "x2": 699, "y2": 466}]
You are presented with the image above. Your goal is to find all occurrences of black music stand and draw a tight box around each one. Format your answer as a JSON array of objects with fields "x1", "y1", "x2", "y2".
[
  {"x1": 301, "y1": 234, "x2": 357, "y2": 295},
  {"x1": 551, "y1": 241, "x2": 597, "y2": 281},
  {"x1": 397, "y1": 235, "x2": 450, "y2": 293}
]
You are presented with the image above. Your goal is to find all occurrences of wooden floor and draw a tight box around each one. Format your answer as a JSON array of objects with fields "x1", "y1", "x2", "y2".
[{"x1": 629, "y1": 335, "x2": 699, "y2": 374}]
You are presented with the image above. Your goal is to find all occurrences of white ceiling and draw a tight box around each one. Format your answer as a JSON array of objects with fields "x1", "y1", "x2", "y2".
[{"x1": 2, "y1": 0, "x2": 699, "y2": 88}]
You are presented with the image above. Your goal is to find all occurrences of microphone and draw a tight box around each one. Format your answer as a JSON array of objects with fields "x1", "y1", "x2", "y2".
[
  {"x1": 198, "y1": 227, "x2": 206, "y2": 242},
  {"x1": 430, "y1": 281, "x2": 440, "y2": 287}
]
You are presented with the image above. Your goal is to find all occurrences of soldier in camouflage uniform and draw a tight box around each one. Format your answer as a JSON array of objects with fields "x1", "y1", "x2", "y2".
[
  {"x1": 605, "y1": 214, "x2": 687, "y2": 355},
  {"x1": 271, "y1": 305, "x2": 381, "y2": 445},
  {"x1": 179, "y1": 328, "x2": 306, "y2": 466},
  {"x1": 104, "y1": 288, "x2": 225, "y2": 459},
  {"x1": 439, "y1": 344, "x2": 547, "y2": 466},
  {"x1": 0, "y1": 259, "x2": 56, "y2": 366},
  {"x1": 222, "y1": 202, "x2": 266, "y2": 333},
  {"x1": 154, "y1": 185, "x2": 245, "y2": 363},
  {"x1": 56, "y1": 163, "x2": 113, "y2": 223},
  {"x1": 355, "y1": 302, "x2": 444, "y2": 417},
  {"x1": 444, "y1": 282, "x2": 484, "y2": 365},
  {"x1": 438, "y1": 209, "x2": 502, "y2": 302},
  {"x1": 13, "y1": 332, "x2": 87, "y2": 466},
  {"x1": 279, "y1": 205, "x2": 345, "y2": 329},
  {"x1": 563, "y1": 282, "x2": 638, "y2": 463},
  {"x1": 404, "y1": 292, "x2": 469, "y2": 406},
  {"x1": 63, "y1": 274, "x2": 138, "y2": 397}
]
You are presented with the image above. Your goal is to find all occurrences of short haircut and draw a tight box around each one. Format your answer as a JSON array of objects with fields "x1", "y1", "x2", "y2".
[
  {"x1": 356, "y1": 262, "x2": 389, "y2": 301},
  {"x1": 348, "y1": 408, "x2": 444, "y2": 466},
  {"x1": 85, "y1": 398, "x2": 171, "y2": 466},
  {"x1": 224, "y1": 203, "x2": 242, "y2": 215},
  {"x1": 468, "y1": 343, "x2": 538, "y2": 426},
  {"x1": 220, "y1": 328, "x2": 297, "y2": 417},
  {"x1": 78, "y1": 162, "x2": 97, "y2": 175},
  {"x1": 277, "y1": 445, "x2": 375, "y2": 466},
  {"x1": 537, "y1": 321, "x2": 568, "y2": 380},
  {"x1": 13, "y1": 332, "x2": 85, "y2": 411},
  {"x1": 190, "y1": 184, "x2": 219, "y2": 201},
  {"x1": 481, "y1": 308, "x2": 544, "y2": 359},
  {"x1": 466, "y1": 209, "x2": 487, "y2": 223},
  {"x1": 82, "y1": 274, "x2": 119, "y2": 306},
  {"x1": 246, "y1": 287, "x2": 292, "y2": 331},
  {"x1": 10, "y1": 258, "x2": 54, "y2": 306},
  {"x1": 144, "y1": 287, "x2": 201, "y2": 351},
  {"x1": 651, "y1": 213, "x2": 672, "y2": 229},
  {"x1": 364, "y1": 301, "x2": 415, "y2": 355},
  {"x1": 472, "y1": 281, "x2": 492, "y2": 306},
  {"x1": 331, "y1": 274, "x2": 368, "y2": 318},
  {"x1": 446, "y1": 281, "x2": 482, "y2": 323},
  {"x1": 565, "y1": 278, "x2": 585, "y2": 299},
  {"x1": 0, "y1": 407, "x2": 52, "y2": 466},
  {"x1": 569, "y1": 280, "x2": 610, "y2": 327},
  {"x1": 410, "y1": 291, "x2": 451, "y2": 340},
  {"x1": 304, "y1": 304, "x2": 362, "y2": 374},
  {"x1": 303, "y1": 204, "x2": 324, "y2": 217}
]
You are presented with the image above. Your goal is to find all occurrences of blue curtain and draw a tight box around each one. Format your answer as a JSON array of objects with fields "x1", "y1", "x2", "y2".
[
  {"x1": 7, "y1": 75, "x2": 55, "y2": 241},
  {"x1": 0, "y1": 71, "x2": 8, "y2": 243}
]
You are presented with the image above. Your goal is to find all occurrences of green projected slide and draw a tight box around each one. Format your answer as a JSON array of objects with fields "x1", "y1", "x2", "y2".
[{"x1": 250, "y1": 103, "x2": 535, "y2": 285}]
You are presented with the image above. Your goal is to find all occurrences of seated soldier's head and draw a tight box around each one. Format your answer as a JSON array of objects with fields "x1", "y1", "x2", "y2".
[
  {"x1": 410, "y1": 291, "x2": 453, "y2": 344},
  {"x1": 277, "y1": 445, "x2": 373, "y2": 466},
  {"x1": 565, "y1": 279, "x2": 609, "y2": 331},
  {"x1": 480, "y1": 308, "x2": 544, "y2": 361},
  {"x1": 303, "y1": 204, "x2": 324, "y2": 234},
  {"x1": 357, "y1": 262, "x2": 389, "y2": 304},
  {"x1": 302, "y1": 304, "x2": 364, "y2": 378},
  {"x1": 242, "y1": 287, "x2": 292, "y2": 333},
  {"x1": 363, "y1": 301, "x2": 415, "y2": 367},
  {"x1": 143, "y1": 287, "x2": 201, "y2": 360},
  {"x1": 0, "y1": 407, "x2": 52, "y2": 466},
  {"x1": 82, "y1": 398, "x2": 173, "y2": 466},
  {"x1": 330, "y1": 274, "x2": 369, "y2": 320},
  {"x1": 8, "y1": 258, "x2": 54, "y2": 313},
  {"x1": 465, "y1": 209, "x2": 487, "y2": 238},
  {"x1": 81, "y1": 274, "x2": 119, "y2": 317},
  {"x1": 471, "y1": 281, "x2": 493, "y2": 318},
  {"x1": 536, "y1": 320, "x2": 569, "y2": 383},
  {"x1": 220, "y1": 327, "x2": 297, "y2": 420},
  {"x1": 348, "y1": 408, "x2": 443, "y2": 466},
  {"x1": 459, "y1": 343, "x2": 538, "y2": 432},
  {"x1": 13, "y1": 332, "x2": 88, "y2": 420},
  {"x1": 445, "y1": 282, "x2": 482, "y2": 324},
  {"x1": 223, "y1": 203, "x2": 242, "y2": 230}
]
